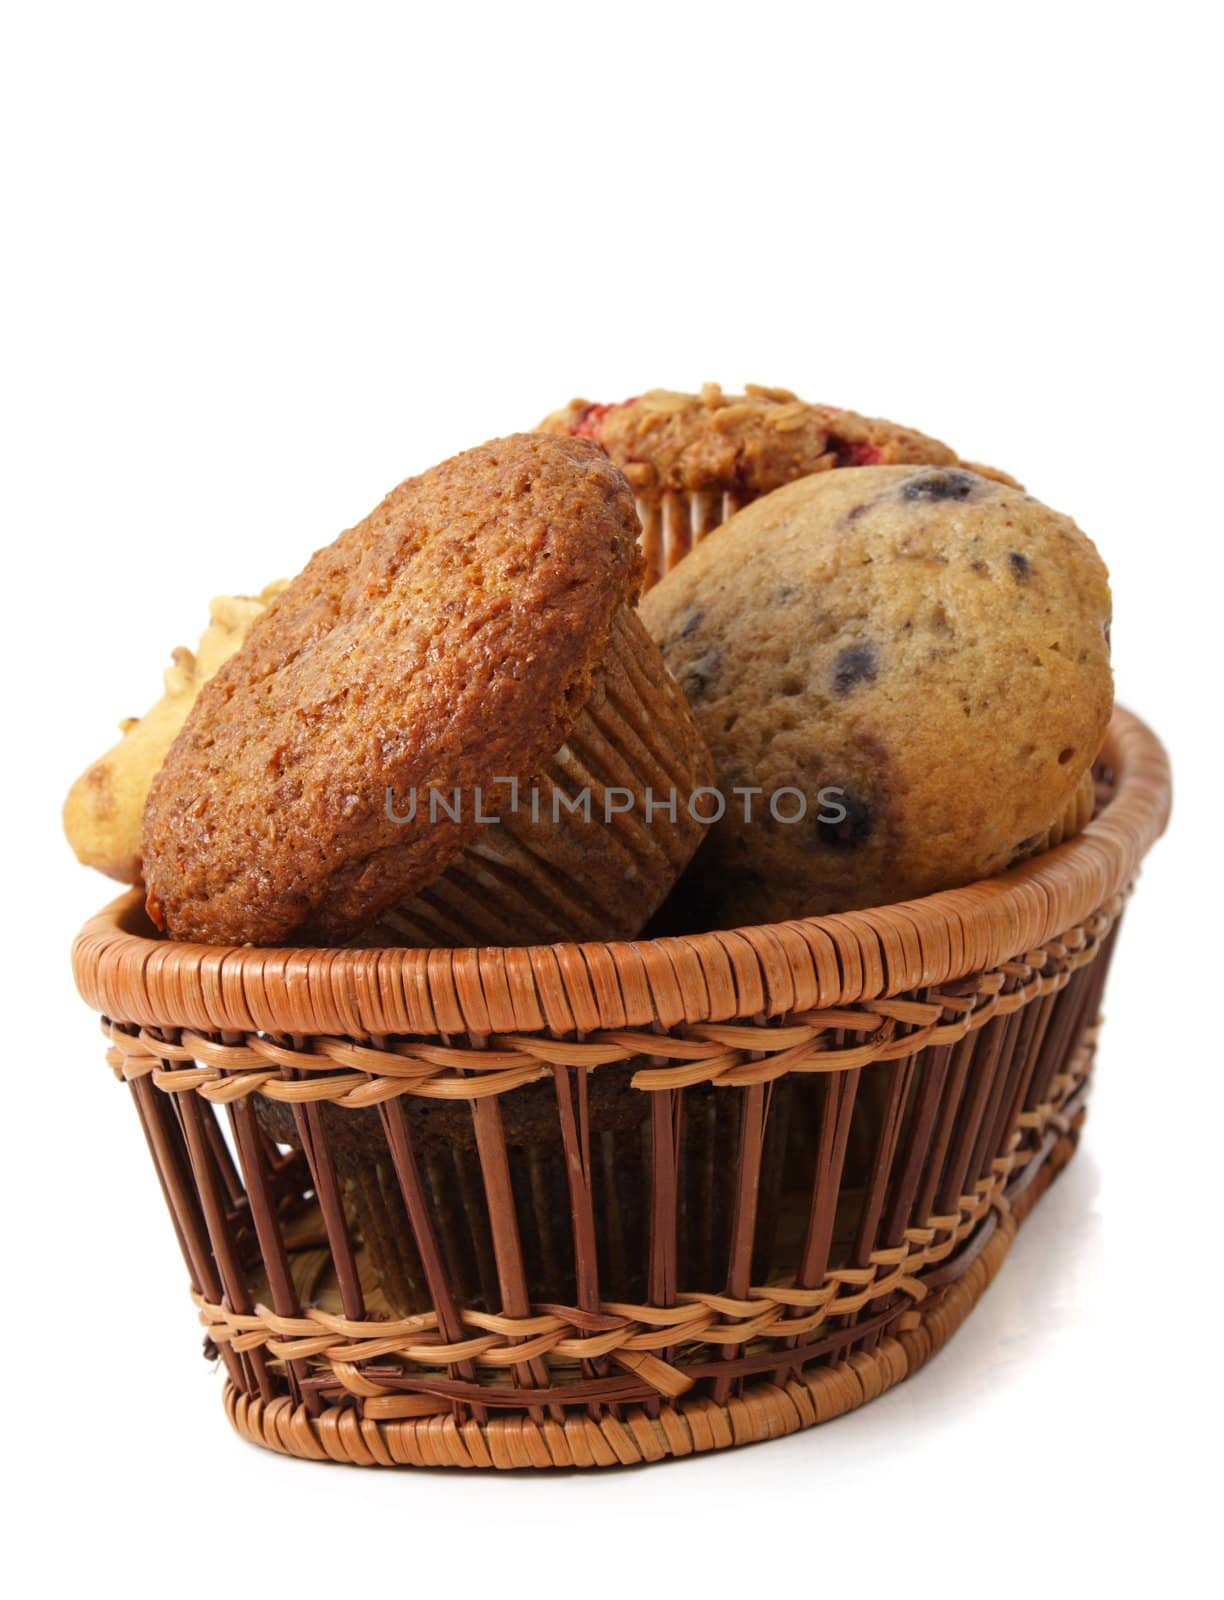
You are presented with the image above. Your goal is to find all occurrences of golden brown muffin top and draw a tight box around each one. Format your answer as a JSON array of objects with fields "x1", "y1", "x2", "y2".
[
  {"x1": 143, "y1": 434, "x2": 642, "y2": 946},
  {"x1": 640, "y1": 465, "x2": 1113, "y2": 924},
  {"x1": 539, "y1": 384, "x2": 959, "y2": 495}
]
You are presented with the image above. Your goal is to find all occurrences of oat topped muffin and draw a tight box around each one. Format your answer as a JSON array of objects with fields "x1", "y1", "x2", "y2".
[
  {"x1": 144, "y1": 433, "x2": 669, "y2": 946},
  {"x1": 541, "y1": 384, "x2": 960, "y2": 498},
  {"x1": 539, "y1": 384, "x2": 1019, "y2": 589}
]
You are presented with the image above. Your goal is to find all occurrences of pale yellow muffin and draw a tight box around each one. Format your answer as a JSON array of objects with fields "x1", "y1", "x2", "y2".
[{"x1": 62, "y1": 582, "x2": 286, "y2": 883}]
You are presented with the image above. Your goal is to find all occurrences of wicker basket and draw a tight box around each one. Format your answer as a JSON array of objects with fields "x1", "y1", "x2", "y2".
[{"x1": 71, "y1": 707, "x2": 1169, "y2": 1469}]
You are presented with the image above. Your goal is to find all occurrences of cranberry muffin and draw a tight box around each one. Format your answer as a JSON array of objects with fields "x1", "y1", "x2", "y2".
[{"x1": 541, "y1": 384, "x2": 1016, "y2": 588}]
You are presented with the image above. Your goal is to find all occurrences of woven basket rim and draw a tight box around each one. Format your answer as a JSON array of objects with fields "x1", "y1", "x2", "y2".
[{"x1": 71, "y1": 705, "x2": 1170, "y2": 1038}]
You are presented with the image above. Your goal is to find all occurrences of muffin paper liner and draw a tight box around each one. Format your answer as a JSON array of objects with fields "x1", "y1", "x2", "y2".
[
  {"x1": 635, "y1": 489, "x2": 746, "y2": 591},
  {"x1": 1015, "y1": 765, "x2": 1098, "y2": 862},
  {"x1": 368, "y1": 606, "x2": 713, "y2": 948}
]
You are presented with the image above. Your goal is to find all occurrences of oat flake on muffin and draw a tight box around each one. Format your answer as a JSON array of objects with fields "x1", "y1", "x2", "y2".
[{"x1": 540, "y1": 384, "x2": 1019, "y2": 587}]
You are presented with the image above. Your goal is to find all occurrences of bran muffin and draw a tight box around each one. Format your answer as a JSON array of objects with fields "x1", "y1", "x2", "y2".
[
  {"x1": 540, "y1": 384, "x2": 1018, "y2": 589},
  {"x1": 144, "y1": 433, "x2": 712, "y2": 948},
  {"x1": 640, "y1": 464, "x2": 1113, "y2": 927}
]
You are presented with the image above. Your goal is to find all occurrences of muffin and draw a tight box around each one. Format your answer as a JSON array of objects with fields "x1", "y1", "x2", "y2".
[
  {"x1": 62, "y1": 582, "x2": 287, "y2": 884},
  {"x1": 143, "y1": 433, "x2": 713, "y2": 948},
  {"x1": 540, "y1": 384, "x2": 1017, "y2": 589},
  {"x1": 640, "y1": 464, "x2": 1113, "y2": 927}
]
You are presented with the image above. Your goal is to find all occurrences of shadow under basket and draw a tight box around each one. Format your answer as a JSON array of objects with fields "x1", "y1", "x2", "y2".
[{"x1": 72, "y1": 707, "x2": 1170, "y2": 1470}]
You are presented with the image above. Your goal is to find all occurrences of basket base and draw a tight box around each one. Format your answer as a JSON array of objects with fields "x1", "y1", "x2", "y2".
[{"x1": 223, "y1": 1118, "x2": 1083, "y2": 1471}]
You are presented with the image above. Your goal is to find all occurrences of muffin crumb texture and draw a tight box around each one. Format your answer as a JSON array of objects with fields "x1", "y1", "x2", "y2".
[
  {"x1": 540, "y1": 383, "x2": 964, "y2": 495},
  {"x1": 143, "y1": 433, "x2": 643, "y2": 945},
  {"x1": 640, "y1": 465, "x2": 1113, "y2": 926}
]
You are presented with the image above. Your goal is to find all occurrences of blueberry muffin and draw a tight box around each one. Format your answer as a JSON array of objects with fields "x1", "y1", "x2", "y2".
[
  {"x1": 540, "y1": 384, "x2": 1017, "y2": 588},
  {"x1": 144, "y1": 433, "x2": 713, "y2": 947},
  {"x1": 640, "y1": 465, "x2": 1113, "y2": 926}
]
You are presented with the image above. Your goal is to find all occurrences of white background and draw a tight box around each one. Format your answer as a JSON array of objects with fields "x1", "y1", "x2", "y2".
[{"x1": 3, "y1": 4, "x2": 1220, "y2": 1595}]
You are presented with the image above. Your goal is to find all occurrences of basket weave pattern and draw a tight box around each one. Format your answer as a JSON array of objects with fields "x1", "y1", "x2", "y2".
[{"x1": 72, "y1": 709, "x2": 1170, "y2": 1468}]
